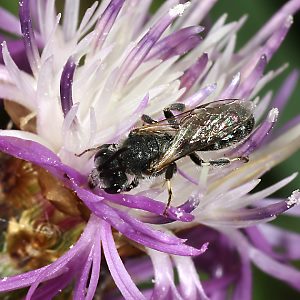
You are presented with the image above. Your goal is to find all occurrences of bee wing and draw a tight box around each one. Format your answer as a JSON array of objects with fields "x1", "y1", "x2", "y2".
[
  {"x1": 151, "y1": 100, "x2": 255, "y2": 172},
  {"x1": 134, "y1": 99, "x2": 251, "y2": 133},
  {"x1": 133, "y1": 111, "x2": 193, "y2": 134},
  {"x1": 133, "y1": 100, "x2": 227, "y2": 134}
]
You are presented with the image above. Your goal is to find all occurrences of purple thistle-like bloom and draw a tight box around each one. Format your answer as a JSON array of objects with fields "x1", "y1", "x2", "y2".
[{"x1": 0, "y1": 0, "x2": 300, "y2": 299}]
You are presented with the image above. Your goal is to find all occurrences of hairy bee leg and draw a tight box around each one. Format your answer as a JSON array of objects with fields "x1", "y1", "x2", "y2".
[
  {"x1": 88, "y1": 168, "x2": 101, "y2": 188},
  {"x1": 189, "y1": 152, "x2": 249, "y2": 167},
  {"x1": 163, "y1": 163, "x2": 177, "y2": 215},
  {"x1": 163, "y1": 103, "x2": 186, "y2": 127},
  {"x1": 141, "y1": 114, "x2": 157, "y2": 124}
]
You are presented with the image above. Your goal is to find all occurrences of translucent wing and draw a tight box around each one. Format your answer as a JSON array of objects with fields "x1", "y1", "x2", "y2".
[
  {"x1": 132, "y1": 101, "x2": 228, "y2": 134},
  {"x1": 150, "y1": 100, "x2": 255, "y2": 172},
  {"x1": 134, "y1": 100, "x2": 246, "y2": 133}
]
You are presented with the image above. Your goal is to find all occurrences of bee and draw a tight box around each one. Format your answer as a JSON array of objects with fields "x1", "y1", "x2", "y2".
[{"x1": 87, "y1": 100, "x2": 255, "y2": 211}]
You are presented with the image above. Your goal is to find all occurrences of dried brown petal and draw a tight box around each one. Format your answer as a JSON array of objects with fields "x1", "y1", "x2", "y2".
[
  {"x1": 37, "y1": 167, "x2": 88, "y2": 218},
  {"x1": 4, "y1": 101, "x2": 37, "y2": 132}
]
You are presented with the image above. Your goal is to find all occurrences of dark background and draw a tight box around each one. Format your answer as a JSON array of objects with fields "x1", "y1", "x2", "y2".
[{"x1": 1, "y1": 0, "x2": 300, "y2": 298}]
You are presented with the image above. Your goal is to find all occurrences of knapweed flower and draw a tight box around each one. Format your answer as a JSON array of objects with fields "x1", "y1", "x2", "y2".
[{"x1": 0, "y1": 0, "x2": 300, "y2": 299}]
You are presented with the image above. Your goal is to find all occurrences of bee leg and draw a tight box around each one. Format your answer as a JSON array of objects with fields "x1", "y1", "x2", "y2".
[
  {"x1": 208, "y1": 156, "x2": 249, "y2": 166},
  {"x1": 141, "y1": 114, "x2": 157, "y2": 124},
  {"x1": 124, "y1": 177, "x2": 139, "y2": 192},
  {"x1": 189, "y1": 152, "x2": 249, "y2": 167},
  {"x1": 189, "y1": 152, "x2": 203, "y2": 166},
  {"x1": 203, "y1": 156, "x2": 249, "y2": 166},
  {"x1": 163, "y1": 163, "x2": 177, "y2": 215},
  {"x1": 163, "y1": 103, "x2": 185, "y2": 117},
  {"x1": 163, "y1": 103, "x2": 186, "y2": 127}
]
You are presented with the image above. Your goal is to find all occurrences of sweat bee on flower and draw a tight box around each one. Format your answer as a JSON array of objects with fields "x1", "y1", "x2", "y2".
[{"x1": 88, "y1": 99, "x2": 255, "y2": 210}]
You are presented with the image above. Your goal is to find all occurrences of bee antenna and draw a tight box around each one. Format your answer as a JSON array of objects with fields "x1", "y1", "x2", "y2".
[{"x1": 75, "y1": 147, "x2": 101, "y2": 157}]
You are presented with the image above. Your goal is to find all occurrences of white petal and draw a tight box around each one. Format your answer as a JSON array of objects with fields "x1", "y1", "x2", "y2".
[{"x1": 63, "y1": 0, "x2": 80, "y2": 41}]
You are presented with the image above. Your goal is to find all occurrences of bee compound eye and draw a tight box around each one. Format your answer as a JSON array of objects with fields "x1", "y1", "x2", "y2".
[{"x1": 94, "y1": 149, "x2": 115, "y2": 168}]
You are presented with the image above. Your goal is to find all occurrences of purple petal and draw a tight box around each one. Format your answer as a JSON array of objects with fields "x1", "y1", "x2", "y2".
[
  {"x1": 24, "y1": 214, "x2": 100, "y2": 299},
  {"x1": 27, "y1": 272, "x2": 71, "y2": 300},
  {"x1": 227, "y1": 229, "x2": 300, "y2": 292},
  {"x1": 0, "y1": 134, "x2": 203, "y2": 256},
  {"x1": 182, "y1": 83, "x2": 217, "y2": 107},
  {"x1": 92, "y1": 202, "x2": 206, "y2": 256},
  {"x1": 148, "y1": 34, "x2": 202, "y2": 62},
  {"x1": 1, "y1": 247, "x2": 76, "y2": 296},
  {"x1": 25, "y1": 249, "x2": 83, "y2": 299},
  {"x1": 76, "y1": 180, "x2": 194, "y2": 222},
  {"x1": 179, "y1": 53, "x2": 208, "y2": 95},
  {"x1": 232, "y1": 256, "x2": 252, "y2": 300},
  {"x1": 115, "y1": 208, "x2": 185, "y2": 246},
  {"x1": 0, "y1": 38, "x2": 30, "y2": 72},
  {"x1": 239, "y1": 0, "x2": 300, "y2": 56},
  {"x1": 74, "y1": 186, "x2": 188, "y2": 246},
  {"x1": 272, "y1": 70, "x2": 299, "y2": 114},
  {"x1": 102, "y1": 192, "x2": 194, "y2": 222},
  {"x1": 74, "y1": 247, "x2": 94, "y2": 299},
  {"x1": 244, "y1": 227, "x2": 279, "y2": 258},
  {"x1": 60, "y1": 57, "x2": 76, "y2": 117},
  {"x1": 220, "y1": 72, "x2": 241, "y2": 99},
  {"x1": 231, "y1": 199, "x2": 298, "y2": 222},
  {"x1": 19, "y1": 0, "x2": 40, "y2": 75},
  {"x1": 238, "y1": 16, "x2": 294, "y2": 95},
  {"x1": 93, "y1": 0, "x2": 125, "y2": 51},
  {"x1": 146, "y1": 26, "x2": 203, "y2": 61},
  {"x1": 251, "y1": 247, "x2": 300, "y2": 291},
  {"x1": 0, "y1": 134, "x2": 86, "y2": 184},
  {"x1": 72, "y1": 226, "x2": 101, "y2": 300},
  {"x1": 125, "y1": 257, "x2": 153, "y2": 283},
  {"x1": 101, "y1": 221, "x2": 146, "y2": 300},
  {"x1": 177, "y1": 195, "x2": 201, "y2": 213},
  {"x1": 116, "y1": 3, "x2": 190, "y2": 87},
  {"x1": 0, "y1": 266, "x2": 48, "y2": 292},
  {"x1": 173, "y1": 255, "x2": 209, "y2": 300},
  {"x1": 230, "y1": 108, "x2": 278, "y2": 157},
  {"x1": 259, "y1": 224, "x2": 300, "y2": 260},
  {"x1": 255, "y1": 197, "x2": 300, "y2": 217},
  {"x1": 87, "y1": 202, "x2": 189, "y2": 247},
  {"x1": 203, "y1": 275, "x2": 236, "y2": 295},
  {"x1": 0, "y1": 7, "x2": 22, "y2": 36},
  {"x1": 148, "y1": 250, "x2": 182, "y2": 300},
  {"x1": 261, "y1": 15, "x2": 293, "y2": 61},
  {"x1": 236, "y1": 54, "x2": 267, "y2": 99},
  {"x1": 159, "y1": 35, "x2": 201, "y2": 61},
  {"x1": 208, "y1": 290, "x2": 227, "y2": 300},
  {"x1": 86, "y1": 230, "x2": 102, "y2": 300},
  {"x1": 142, "y1": 196, "x2": 200, "y2": 225}
]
